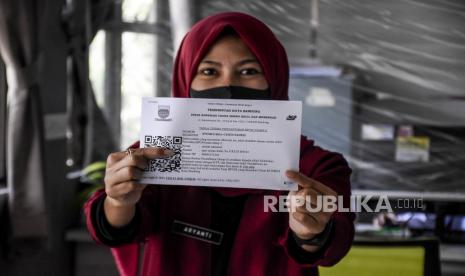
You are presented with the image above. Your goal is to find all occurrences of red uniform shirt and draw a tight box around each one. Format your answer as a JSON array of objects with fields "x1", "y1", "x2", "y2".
[{"x1": 84, "y1": 137, "x2": 354, "y2": 275}]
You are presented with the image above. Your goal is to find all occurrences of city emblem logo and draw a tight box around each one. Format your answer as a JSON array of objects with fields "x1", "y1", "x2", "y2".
[{"x1": 156, "y1": 105, "x2": 172, "y2": 121}]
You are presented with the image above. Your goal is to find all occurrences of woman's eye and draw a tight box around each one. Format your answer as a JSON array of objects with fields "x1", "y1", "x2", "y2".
[
  {"x1": 240, "y1": 68, "x2": 260, "y2": 75},
  {"x1": 199, "y1": 68, "x2": 217, "y2": 76}
]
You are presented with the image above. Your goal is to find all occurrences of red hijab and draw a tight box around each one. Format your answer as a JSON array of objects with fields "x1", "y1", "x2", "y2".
[
  {"x1": 172, "y1": 11, "x2": 289, "y2": 100},
  {"x1": 170, "y1": 12, "x2": 293, "y2": 197}
]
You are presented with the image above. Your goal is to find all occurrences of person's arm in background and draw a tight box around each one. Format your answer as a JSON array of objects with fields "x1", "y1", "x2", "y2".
[
  {"x1": 84, "y1": 147, "x2": 173, "y2": 246},
  {"x1": 279, "y1": 145, "x2": 355, "y2": 266}
]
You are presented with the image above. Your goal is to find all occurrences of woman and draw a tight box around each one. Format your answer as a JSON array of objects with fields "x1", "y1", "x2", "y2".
[{"x1": 85, "y1": 12, "x2": 354, "y2": 275}]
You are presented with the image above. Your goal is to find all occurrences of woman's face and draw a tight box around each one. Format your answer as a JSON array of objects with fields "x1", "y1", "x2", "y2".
[{"x1": 190, "y1": 35, "x2": 269, "y2": 91}]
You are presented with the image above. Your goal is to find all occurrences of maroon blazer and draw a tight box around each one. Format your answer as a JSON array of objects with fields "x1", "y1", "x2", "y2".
[{"x1": 84, "y1": 137, "x2": 355, "y2": 275}]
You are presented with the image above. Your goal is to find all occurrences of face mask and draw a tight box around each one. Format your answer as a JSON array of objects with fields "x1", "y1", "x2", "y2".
[{"x1": 189, "y1": 86, "x2": 271, "y2": 100}]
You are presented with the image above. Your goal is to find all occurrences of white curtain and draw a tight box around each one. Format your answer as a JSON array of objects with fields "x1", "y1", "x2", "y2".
[{"x1": 0, "y1": 0, "x2": 48, "y2": 237}]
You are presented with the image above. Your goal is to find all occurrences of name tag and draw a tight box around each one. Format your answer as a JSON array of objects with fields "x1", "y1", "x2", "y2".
[{"x1": 171, "y1": 220, "x2": 223, "y2": 245}]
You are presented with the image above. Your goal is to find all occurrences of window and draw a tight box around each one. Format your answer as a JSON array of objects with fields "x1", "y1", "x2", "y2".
[{"x1": 89, "y1": 0, "x2": 173, "y2": 149}]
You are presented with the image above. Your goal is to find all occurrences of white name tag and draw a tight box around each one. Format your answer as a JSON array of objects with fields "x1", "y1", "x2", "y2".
[{"x1": 140, "y1": 97, "x2": 302, "y2": 191}]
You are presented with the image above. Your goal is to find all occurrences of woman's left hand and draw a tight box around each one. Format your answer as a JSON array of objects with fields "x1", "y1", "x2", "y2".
[{"x1": 285, "y1": 170, "x2": 337, "y2": 252}]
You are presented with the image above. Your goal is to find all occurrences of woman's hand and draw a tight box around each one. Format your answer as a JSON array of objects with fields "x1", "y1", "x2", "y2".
[
  {"x1": 285, "y1": 170, "x2": 337, "y2": 252},
  {"x1": 103, "y1": 147, "x2": 173, "y2": 227}
]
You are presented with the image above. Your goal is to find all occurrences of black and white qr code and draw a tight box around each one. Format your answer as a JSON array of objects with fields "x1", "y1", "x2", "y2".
[{"x1": 144, "y1": 135, "x2": 182, "y2": 172}]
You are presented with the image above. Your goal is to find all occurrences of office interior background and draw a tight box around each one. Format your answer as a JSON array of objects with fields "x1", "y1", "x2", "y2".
[{"x1": 0, "y1": 0, "x2": 464, "y2": 275}]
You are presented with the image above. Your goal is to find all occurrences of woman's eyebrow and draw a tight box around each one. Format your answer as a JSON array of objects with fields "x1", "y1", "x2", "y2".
[
  {"x1": 199, "y1": 60, "x2": 221, "y2": 66},
  {"x1": 237, "y1": 58, "x2": 259, "y2": 66}
]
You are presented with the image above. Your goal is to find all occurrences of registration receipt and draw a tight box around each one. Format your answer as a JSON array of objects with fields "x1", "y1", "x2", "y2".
[{"x1": 140, "y1": 97, "x2": 302, "y2": 191}]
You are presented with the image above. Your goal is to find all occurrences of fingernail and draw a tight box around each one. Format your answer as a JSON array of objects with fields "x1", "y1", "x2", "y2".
[
  {"x1": 285, "y1": 170, "x2": 296, "y2": 178},
  {"x1": 164, "y1": 149, "x2": 174, "y2": 156},
  {"x1": 133, "y1": 169, "x2": 142, "y2": 179}
]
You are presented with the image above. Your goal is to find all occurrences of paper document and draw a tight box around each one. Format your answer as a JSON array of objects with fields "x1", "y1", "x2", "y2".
[{"x1": 140, "y1": 97, "x2": 302, "y2": 191}]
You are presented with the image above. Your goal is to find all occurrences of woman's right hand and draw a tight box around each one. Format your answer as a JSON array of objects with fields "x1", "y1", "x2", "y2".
[{"x1": 103, "y1": 147, "x2": 174, "y2": 227}]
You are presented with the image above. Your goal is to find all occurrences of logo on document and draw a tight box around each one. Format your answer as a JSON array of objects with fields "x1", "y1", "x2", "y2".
[
  {"x1": 286, "y1": 115, "x2": 297, "y2": 121},
  {"x1": 156, "y1": 105, "x2": 172, "y2": 121}
]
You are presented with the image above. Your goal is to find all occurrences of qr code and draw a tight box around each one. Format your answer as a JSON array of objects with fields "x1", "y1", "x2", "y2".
[{"x1": 144, "y1": 135, "x2": 182, "y2": 172}]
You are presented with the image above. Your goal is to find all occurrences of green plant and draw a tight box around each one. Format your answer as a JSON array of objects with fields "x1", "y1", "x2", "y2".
[{"x1": 73, "y1": 161, "x2": 106, "y2": 210}]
